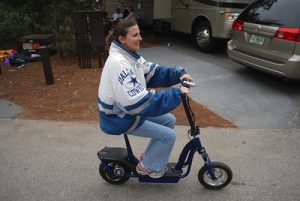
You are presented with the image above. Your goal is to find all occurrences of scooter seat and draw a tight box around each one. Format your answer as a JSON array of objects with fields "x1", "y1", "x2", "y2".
[{"x1": 98, "y1": 146, "x2": 128, "y2": 161}]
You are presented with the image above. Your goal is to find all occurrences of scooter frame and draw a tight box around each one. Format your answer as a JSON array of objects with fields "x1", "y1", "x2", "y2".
[{"x1": 127, "y1": 96, "x2": 215, "y2": 181}]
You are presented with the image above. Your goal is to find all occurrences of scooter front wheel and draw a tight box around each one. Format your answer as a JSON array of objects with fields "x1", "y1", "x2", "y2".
[
  {"x1": 198, "y1": 162, "x2": 232, "y2": 190},
  {"x1": 99, "y1": 161, "x2": 130, "y2": 185}
]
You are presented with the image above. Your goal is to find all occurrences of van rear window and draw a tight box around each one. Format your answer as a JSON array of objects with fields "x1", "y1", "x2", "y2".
[{"x1": 238, "y1": 0, "x2": 300, "y2": 27}]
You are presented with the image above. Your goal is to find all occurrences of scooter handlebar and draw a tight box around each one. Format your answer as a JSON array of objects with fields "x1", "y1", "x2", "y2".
[{"x1": 181, "y1": 79, "x2": 196, "y2": 88}]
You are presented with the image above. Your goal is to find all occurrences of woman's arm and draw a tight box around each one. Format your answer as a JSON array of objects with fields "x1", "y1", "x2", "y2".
[
  {"x1": 140, "y1": 56, "x2": 187, "y2": 88},
  {"x1": 110, "y1": 61, "x2": 183, "y2": 117}
]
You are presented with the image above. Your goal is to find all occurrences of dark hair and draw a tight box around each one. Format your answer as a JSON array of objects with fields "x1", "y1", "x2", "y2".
[
  {"x1": 112, "y1": 19, "x2": 138, "y2": 40},
  {"x1": 123, "y1": 9, "x2": 129, "y2": 18}
]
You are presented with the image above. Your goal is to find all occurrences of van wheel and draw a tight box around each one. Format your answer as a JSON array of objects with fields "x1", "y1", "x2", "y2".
[{"x1": 193, "y1": 21, "x2": 217, "y2": 53}]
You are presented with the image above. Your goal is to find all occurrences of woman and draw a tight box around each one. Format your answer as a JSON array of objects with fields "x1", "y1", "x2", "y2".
[{"x1": 98, "y1": 19, "x2": 192, "y2": 178}]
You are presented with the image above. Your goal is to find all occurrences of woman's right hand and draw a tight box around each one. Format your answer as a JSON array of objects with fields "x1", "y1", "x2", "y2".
[{"x1": 180, "y1": 86, "x2": 190, "y2": 94}]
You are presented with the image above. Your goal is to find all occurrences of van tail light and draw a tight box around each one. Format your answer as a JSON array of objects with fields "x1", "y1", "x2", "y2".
[
  {"x1": 274, "y1": 28, "x2": 300, "y2": 42},
  {"x1": 232, "y1": 20, "x2": 244, "y2": 32}
]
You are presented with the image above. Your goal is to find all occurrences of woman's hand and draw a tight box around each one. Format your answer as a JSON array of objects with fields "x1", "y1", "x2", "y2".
[
  {"x1": 180, "y1": 73, "x2": 193, "y2": 82},
  {"x1": 180, "y1": 73, "x2": 193, "y2": 94},
  {"x1": 180, "y1": 86, "x2": 190, "y2": 94}
]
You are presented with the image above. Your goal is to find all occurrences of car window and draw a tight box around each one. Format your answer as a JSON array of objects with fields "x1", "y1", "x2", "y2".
[{"x1": 238, "y1": 0, "x2": 300, "y2": 27}]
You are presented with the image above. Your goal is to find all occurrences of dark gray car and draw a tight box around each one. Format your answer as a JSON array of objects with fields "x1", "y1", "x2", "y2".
[{"x1": 227, "y1": 0, "x2": 300, "y2": 79}]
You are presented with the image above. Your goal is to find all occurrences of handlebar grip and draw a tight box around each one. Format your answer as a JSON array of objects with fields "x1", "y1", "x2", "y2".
[
  {"x1": 183, "y1": 80, "x2": 195, "y2": 87},
  {"x1": 181, "y1": 79, "x2": 196, "y2": 88}
]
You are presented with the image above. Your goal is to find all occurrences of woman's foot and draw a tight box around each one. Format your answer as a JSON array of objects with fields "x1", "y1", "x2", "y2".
[{"x1": 136, "y1": 162, "x2": 167, "y2": 179}]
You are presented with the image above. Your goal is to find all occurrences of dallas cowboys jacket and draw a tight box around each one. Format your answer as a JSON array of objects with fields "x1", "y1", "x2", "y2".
[{"x1": 98, "y1": 40, "x2": 186, "y2": 135}]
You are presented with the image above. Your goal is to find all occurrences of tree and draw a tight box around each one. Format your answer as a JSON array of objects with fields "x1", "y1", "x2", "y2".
[{"x1": 0, "y1": 0, "x2": 96, "y2": 57}]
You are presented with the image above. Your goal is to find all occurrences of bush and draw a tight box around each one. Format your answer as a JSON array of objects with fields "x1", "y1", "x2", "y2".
[
  {"x1": 0, "y1": 4, "x2": 32, "y2": 49},
  {"x1": 0, "y1": 0, "x2": 93, "y2": 56}
]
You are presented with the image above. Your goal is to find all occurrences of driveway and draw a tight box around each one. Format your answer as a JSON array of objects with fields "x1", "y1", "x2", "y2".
[
  {"x1": 139, "y1": 37, "x2": 300, "y2": 128},
  {"x1": 0, "y1": 119, "x2": 299, "y2": 201}
]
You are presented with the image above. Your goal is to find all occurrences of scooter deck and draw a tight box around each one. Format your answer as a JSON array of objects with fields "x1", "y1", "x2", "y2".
[
  {"x1": 138, "y1": 163, "x2": 183, "y2": 183},
  {"x1": 98, "y1": 147, "x2": 183, "y2": 183}
]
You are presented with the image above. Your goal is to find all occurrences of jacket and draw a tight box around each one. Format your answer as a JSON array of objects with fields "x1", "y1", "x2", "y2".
[{"x1": 98, "y1": 40, "x2": 186, "y2": 135}]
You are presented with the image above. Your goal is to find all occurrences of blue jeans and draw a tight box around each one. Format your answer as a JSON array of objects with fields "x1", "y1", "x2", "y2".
[{"x1": 128, "y1": 113, "x2": 176, "y2": 171}]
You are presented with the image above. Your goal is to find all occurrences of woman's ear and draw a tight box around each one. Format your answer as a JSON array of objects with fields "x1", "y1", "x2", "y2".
[{"x1": 119, "y1": 36, "x2": 126, "y2": 44}]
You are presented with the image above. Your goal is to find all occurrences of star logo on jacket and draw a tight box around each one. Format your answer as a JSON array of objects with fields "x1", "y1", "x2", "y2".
[{"x1": 128, "y1": 76, "x2": 139, "y2": 87}]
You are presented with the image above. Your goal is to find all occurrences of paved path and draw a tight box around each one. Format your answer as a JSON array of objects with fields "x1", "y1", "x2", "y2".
[
  {"x1": 1, "y1": 119, "x2": 299, "y2": 201},
  {"x1": 0, "y1": 99, "x2": 23, "y2": 119}
]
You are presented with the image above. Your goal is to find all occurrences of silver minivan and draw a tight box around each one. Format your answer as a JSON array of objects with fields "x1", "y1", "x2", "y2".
[{"x1": 227, "y1": 0, "x2": 300, "y2": 79}]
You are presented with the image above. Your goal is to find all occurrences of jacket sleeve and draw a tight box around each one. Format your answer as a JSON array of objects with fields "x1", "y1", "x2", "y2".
[
  {"x1": 138, "y1": 87, "x2": 182, "y2": 117},
  {"x1": 110, "y1": 60, "x2": 183, "y2": 117},
  {"x1": 140, "y1": 57, "x2": 186, "y2": 88}
]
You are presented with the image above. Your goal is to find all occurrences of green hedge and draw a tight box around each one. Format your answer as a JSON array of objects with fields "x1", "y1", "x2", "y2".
[
  {"x1": 0, "y1": 4, "x2": 31, "y2": 49},
  {"x1": 0, "y1": 0, "x2": 96, "y2": 56}
]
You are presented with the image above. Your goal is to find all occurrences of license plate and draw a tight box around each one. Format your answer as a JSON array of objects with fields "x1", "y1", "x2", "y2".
[{"x1": 250, "y1": 34, "x2": 265, "y2": 46}]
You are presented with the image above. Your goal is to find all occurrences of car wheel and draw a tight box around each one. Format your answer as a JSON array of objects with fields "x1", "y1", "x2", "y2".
[{"x1": 193, "y1": 21, "x2": 218, "y2": 53}]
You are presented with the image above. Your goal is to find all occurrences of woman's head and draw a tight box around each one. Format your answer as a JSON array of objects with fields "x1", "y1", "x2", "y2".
[{"x1": 113, "y1": 19, "x2": 142, "y2": 51}]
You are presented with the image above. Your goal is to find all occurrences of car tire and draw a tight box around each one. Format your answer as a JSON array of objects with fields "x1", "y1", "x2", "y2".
[{"x1": 193, "y1": 21, "x2": 218, "y2": 53}]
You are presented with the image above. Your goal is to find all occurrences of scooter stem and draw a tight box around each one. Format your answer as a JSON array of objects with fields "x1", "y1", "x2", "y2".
[{"x1": 181, "y1": 95, "x2": 200, "y2": 136}]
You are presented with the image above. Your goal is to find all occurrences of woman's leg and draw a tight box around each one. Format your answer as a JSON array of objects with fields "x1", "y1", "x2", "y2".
[
  {"x1": 146, "y1": 113, "x2": 176, "y2": 129},
  {"x1": 128, "y1": 113, "x2": 176, "y2": 171},
  {"x1": 143, "y1": 113, "x2": 176, "y2": 155}
]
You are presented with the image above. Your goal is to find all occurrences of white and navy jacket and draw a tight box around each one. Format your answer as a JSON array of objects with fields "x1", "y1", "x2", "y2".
[{"x1": 98, "y1": 40, "x2": 186, "y2": 135}]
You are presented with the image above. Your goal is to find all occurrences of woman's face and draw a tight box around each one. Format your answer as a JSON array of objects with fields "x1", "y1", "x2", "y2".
[{"x1": 119, "y1": 24, "x2": 142, "y2": 52}]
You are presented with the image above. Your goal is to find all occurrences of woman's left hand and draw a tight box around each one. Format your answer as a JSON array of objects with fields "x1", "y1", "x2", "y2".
[{"x1": 180, "y1": 73, "x2": 193, "y2": 82}]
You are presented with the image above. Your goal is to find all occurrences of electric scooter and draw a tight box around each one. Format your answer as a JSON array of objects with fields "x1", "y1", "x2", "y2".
[{"x1": 97, "y1": 80, "x2": 233, "y2": 190}]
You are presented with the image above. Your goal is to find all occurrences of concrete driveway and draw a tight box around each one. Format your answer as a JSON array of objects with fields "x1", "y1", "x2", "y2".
[
  {"x1": 139, "y1": 42, "x2": 300, "y2": 128},
  {"x1": 0, "y1": 119, "x2": 299, "y2": 201}
]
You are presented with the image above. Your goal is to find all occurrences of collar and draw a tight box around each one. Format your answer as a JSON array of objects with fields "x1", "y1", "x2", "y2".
[{"x1": 111, "y1": 40, "x2": 140, "y2": 60}]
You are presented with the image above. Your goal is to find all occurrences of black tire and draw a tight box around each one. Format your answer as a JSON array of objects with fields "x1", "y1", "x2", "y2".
[
  {"x1": 193, "y1": 21, "x2": 218, "y2": 53},
  {"x1": 198, "y1": 162, "x2": 233, "y2": 190},
  {"x1": 99, "y1": 161, "x2": 130, "y2": 185}
]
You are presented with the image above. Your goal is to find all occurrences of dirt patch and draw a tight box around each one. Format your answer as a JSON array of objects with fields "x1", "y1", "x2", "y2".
[{"x1": 0, "y1": 40, "x2": 236, "y2": 128}]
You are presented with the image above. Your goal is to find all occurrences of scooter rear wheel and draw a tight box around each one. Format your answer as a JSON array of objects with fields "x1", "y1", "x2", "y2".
[
  {"x1": 198, "y1": 162, "x2": 232, "y2": 190},
  {"x1": 99, "y1": 161, "x2": 130, "y2": 185}
]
